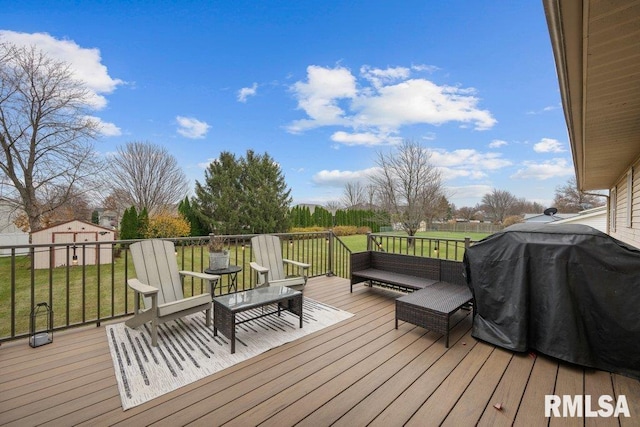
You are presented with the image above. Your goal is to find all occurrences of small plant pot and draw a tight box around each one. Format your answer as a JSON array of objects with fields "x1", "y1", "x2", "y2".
[{"x1": 209, "y1": 251, "x2": 230, "y2": 270}]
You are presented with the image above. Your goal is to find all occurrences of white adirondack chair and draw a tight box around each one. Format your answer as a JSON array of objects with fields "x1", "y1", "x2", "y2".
[
  {"x1": 125, "y1": 239, "x2": 220, "y2": 346},
  {"x1": 250, "y1": 234, "x2": 311, "y2": 291}
]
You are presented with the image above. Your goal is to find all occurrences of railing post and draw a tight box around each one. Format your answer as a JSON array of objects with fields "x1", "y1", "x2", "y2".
[
  {"x1": 464, "y1": 237, "x2": 471, "y2": 249},
  {"x1": 327, "y1": 231, "x2": 334, "y2": 277},
  {"x1": 366, "y1": 232, "x2": 372, "y2": 251}
]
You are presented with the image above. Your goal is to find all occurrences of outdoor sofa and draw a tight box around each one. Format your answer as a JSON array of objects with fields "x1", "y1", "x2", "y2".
[{"x1": 351, "y1": 251, "x2": 472, "y2": 346}]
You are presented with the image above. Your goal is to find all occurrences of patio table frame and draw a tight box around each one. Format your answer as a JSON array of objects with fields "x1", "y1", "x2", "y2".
[{"x1": 213, "y1": 286, "x2": 303, "y2": 353}]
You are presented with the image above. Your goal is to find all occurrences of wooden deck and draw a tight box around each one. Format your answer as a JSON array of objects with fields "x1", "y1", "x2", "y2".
[{"x1": 1, "y1": 276, "x2": 638, "y2": 426}]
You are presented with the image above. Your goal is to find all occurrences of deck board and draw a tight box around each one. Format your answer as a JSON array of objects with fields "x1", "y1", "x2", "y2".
[
  {"x1": 1, "y1": 275, "x2": 639, "y2": 426},
  {"x1": 549, "y1": 364, "x2": 585, "y2": 427},
  {"x1": 406, "y1": 341, "x2": 494, "y2": 425},
  {"x1": 477, "y1": 352, "x2": 536, "y2": 426},
  {"x1": 513, "y1": 354, "x2": 558, "y2": 426},
  {"x1": 442, "y1": 347, "x2": 513, "y2": 426}
]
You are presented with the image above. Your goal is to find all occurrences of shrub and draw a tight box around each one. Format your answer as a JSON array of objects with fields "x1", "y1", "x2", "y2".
[
  {"x1": 503, "y1": 215, "x2": 524, "y2": 227},
  {"x1": 332, "y1": 225, "x2": 358, "y2": 236},
  {"x1": 146, "y1": 213, "x2": 191, "y2": 238},
  {"x1": 289, "y1": 226, "x2": 327, "y2": 233},
  {"x1": 356, "y1": 226, "x2": 372, "y2": 234}
]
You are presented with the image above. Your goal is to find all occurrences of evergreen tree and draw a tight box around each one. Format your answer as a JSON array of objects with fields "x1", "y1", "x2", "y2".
[
  {"x1": 312, "y1": 206, "x2": 332, "y2": 227},
  {"x1": 193, "y1": 150, "x2": 292, "y2": 234},
  {"x1": 242, "y1": 150, "x2": 291, "y2": 233},
  {"x1": 119, "y1": 206, "x2": 138, "y2": 240},
  {"x1": 302, "y1": 206, "x2": 311, "y2": 227},
  {"x1": 137, "y1": 207, "x2": 149, "y2": 238},
  {"x1": 178, "y1": 196, "x2": 208, "y2": 236},
  {"x1": 91, "y1": 210, "x2": 99, "y2": 225},
  {"x1": 290, "y1": 206, "x2": 301, "y2": 227}
]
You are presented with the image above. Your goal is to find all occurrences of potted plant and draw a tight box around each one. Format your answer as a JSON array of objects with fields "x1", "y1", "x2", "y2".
[{"x1": 208, "y1": 234, "x2": 230, "y2": 270}]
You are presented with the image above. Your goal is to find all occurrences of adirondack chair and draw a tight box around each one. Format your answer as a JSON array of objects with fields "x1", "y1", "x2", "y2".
[
  {"x1": 125, "y1": 239, "x2": 220, "y2": 346},
  {"x1": 250, "y1": 234, "x2": 311, "y2": 292}
]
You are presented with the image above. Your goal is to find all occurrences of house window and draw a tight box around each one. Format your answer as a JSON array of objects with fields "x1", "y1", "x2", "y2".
[{"x1": 626, "y1": 168, "x2": 633, "y2": 227}]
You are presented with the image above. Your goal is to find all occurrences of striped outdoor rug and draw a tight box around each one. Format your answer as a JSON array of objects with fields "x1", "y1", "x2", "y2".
[{"x1": 106, "y1": 298, "x2": 353, "y2": 410}]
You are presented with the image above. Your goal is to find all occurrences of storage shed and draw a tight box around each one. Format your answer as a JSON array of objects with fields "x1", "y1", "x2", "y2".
[{"x1": 31, "y1": 220, "x2": 116, "y2": 269}]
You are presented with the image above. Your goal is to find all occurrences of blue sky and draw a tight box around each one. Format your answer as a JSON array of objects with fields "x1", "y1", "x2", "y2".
[{"x1": 1, "y1": 0, "x2": 573, "y2": 209}]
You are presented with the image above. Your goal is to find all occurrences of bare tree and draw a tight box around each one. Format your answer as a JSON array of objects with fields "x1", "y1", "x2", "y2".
[
  {"x1": 370, "y1": 139, "x2": 444, "y2": 238},
  {"x1": 108, "y1": 141, "x2": 189, "y2": 214},
  {"x1": 341, "y1": 182, "x2": 367, "y2": 208},
  {"x1": 481, "y1": 188, "x2": 519, "y2": 223},
  {"x1": 0, "y1": 42, "x2": 103, "y2": 231},
  {"x1": 365, "y1": 183, "x2": 377, "y2": 209},
  {"x1": 455, "y1": 206, "x2": 476, "y2": 221},
  {"x1": 324, "y1": 200, "x2": 341, "y2": 213},
  {"x1": 553, "y1": 177, "x2": 606, "y2": 213}
]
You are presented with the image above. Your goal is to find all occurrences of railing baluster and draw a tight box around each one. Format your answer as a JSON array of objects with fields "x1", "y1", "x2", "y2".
[
  {"x1": 111, "y1": 243, "x2": 116, "y2": 318},
  {"x1": 1, "y1": 232, "x2": 361, "y2": 342},
  {"x1": 82, "y1": 245, "x2": 86, "y2": 323},
  {"x1": 96, "y1": 243, "x2": 101, "y2": 326},
  {"x1": 10, "y1": 248, "x2": 16, "y2": 338}
]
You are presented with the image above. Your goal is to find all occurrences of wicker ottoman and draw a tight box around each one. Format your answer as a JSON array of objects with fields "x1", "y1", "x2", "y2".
[{"x1": 395, "y1": 282, "x2": 473, "y2": 347}]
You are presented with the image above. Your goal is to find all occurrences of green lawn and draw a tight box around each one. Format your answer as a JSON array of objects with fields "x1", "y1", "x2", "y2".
[
  {"x1": 0, "y1": 238, "x2": 332, "y2": 339},
  {"x1": 337, "y1": 231, "x2": 490, "y2": 255},
  {"x1": 0, "y1": 231, "x2": 490, "y2": 340}
]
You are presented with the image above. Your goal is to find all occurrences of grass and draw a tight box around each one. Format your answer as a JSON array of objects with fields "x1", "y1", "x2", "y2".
[
  {"x1": 0, "y1": 231, "x2": 490, "y2": 340},
  {"x1": 0, "y1": 238, "x2": 333, "y2": 339},
  {"x1": 338, "y1": 231, "x2": 491, "y2": 257}
]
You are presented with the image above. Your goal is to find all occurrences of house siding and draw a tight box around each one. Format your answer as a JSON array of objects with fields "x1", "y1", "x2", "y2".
[
  {"x1": 0, "y1": 199, "x2": 29, "y2": 256},
  {"x1": 552, "y1": 207, "x2": 607, "y2": 233},
  {"x1": 610, "y1": 158, "x2": 640, "y2": 249}
]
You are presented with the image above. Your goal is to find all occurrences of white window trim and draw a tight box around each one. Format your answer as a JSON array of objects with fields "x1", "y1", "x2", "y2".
[
  {"x1": 610, "y1": 187, "x2": 617, "y2": 232},
  {"x1": 626, "y1": 168, "x2": 633, "y2": 227}
]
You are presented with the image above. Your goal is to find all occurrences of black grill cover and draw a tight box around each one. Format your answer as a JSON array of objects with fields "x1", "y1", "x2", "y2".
[{"x1": 464, "y1": 223, "x2": 640, "y2": 379}]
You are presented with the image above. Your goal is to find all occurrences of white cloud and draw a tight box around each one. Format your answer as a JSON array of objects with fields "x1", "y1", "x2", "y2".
[
  {"x1": 422, "y1": 132, "x2": 437, "y2": 141},
  {"x1": 352, "y1": 79, "x2": 496, "y2": 131},
  {"x1": 511, "y1": 158, "x2": 574, "y2": 180},
  {"x1": 238, "y1": 83, "x2": 258, "y2": 102},
  {"x1": 430, "y1": 148, "x2": 512, "y2": 181},
  {"x1": 438, "y1": 167, "x2": 487, "y2": 181},
  {"x1": 489, "y1": 139, "x2": 508, "y2": 148},
  {"x1": 176, "y1": 116, "x2": 210, "y2": 139},
  {"x1": 331, "y1": 131, "x2": 383, "y2": 146},
  {"x1": 447, "y1": 184, "x2": 493, "y2": 199},
  {"x1": 330, "y1": 131, "x2": 403, "y2": 146},
  {"x1": 360, "y1": 65, "x2": 410, "y2": 89},
  {"x1": 312, "y1": 167, "x2": 380, "y2": 187},
  {"x1": 87, "y1": 116, "x2": 121, "y2": 136},
  {"x1": 287, "y1": 64, "x2": 496, "y2": 142},
  {"x1": 411, "y1": 64, "x2": 439, "y2": 73},
  {"x1": 533, "y1": 138, "x2": 565, "y2": 153},
  {"x1": 0, "y1": 30, "x2": 123, "y2": 110},
  {"x1": 197, "y1": 158, "x2": 217, "y2": 169},
  {"x1": 526, "y1": 104, "x2": 561, "y2": 115},
  {"x1": 287, "y1": 65, "x2": 357, "y2": 133}
]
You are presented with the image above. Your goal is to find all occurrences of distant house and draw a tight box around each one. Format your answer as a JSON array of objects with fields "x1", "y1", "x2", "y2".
[
  {"x1": 0, "y1": 198, "x2": 29, "y2": 256},
  {"x1": 544, "y1": 0, "x2": 640, "y2": 248},
  {"x1": 523, "y1": 212, "x2": 577, "y2": 224},
  {"x1": 551, "y1": 206, "x2": 607, "y2": 233},
  {"x1": 295, "y1": 203, "x2": 323, "y2": 214},
  {"x1": 95, "y1": 208, "x2": 118, "y2": 229},
  {"x1": 30, "y1": 220, "x2": 115, "y2": 269}
]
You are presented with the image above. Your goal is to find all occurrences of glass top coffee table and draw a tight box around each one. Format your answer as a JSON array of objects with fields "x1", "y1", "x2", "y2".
[{"x1": 212, "y1": 286, "x2": 303, "y2": 354}]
